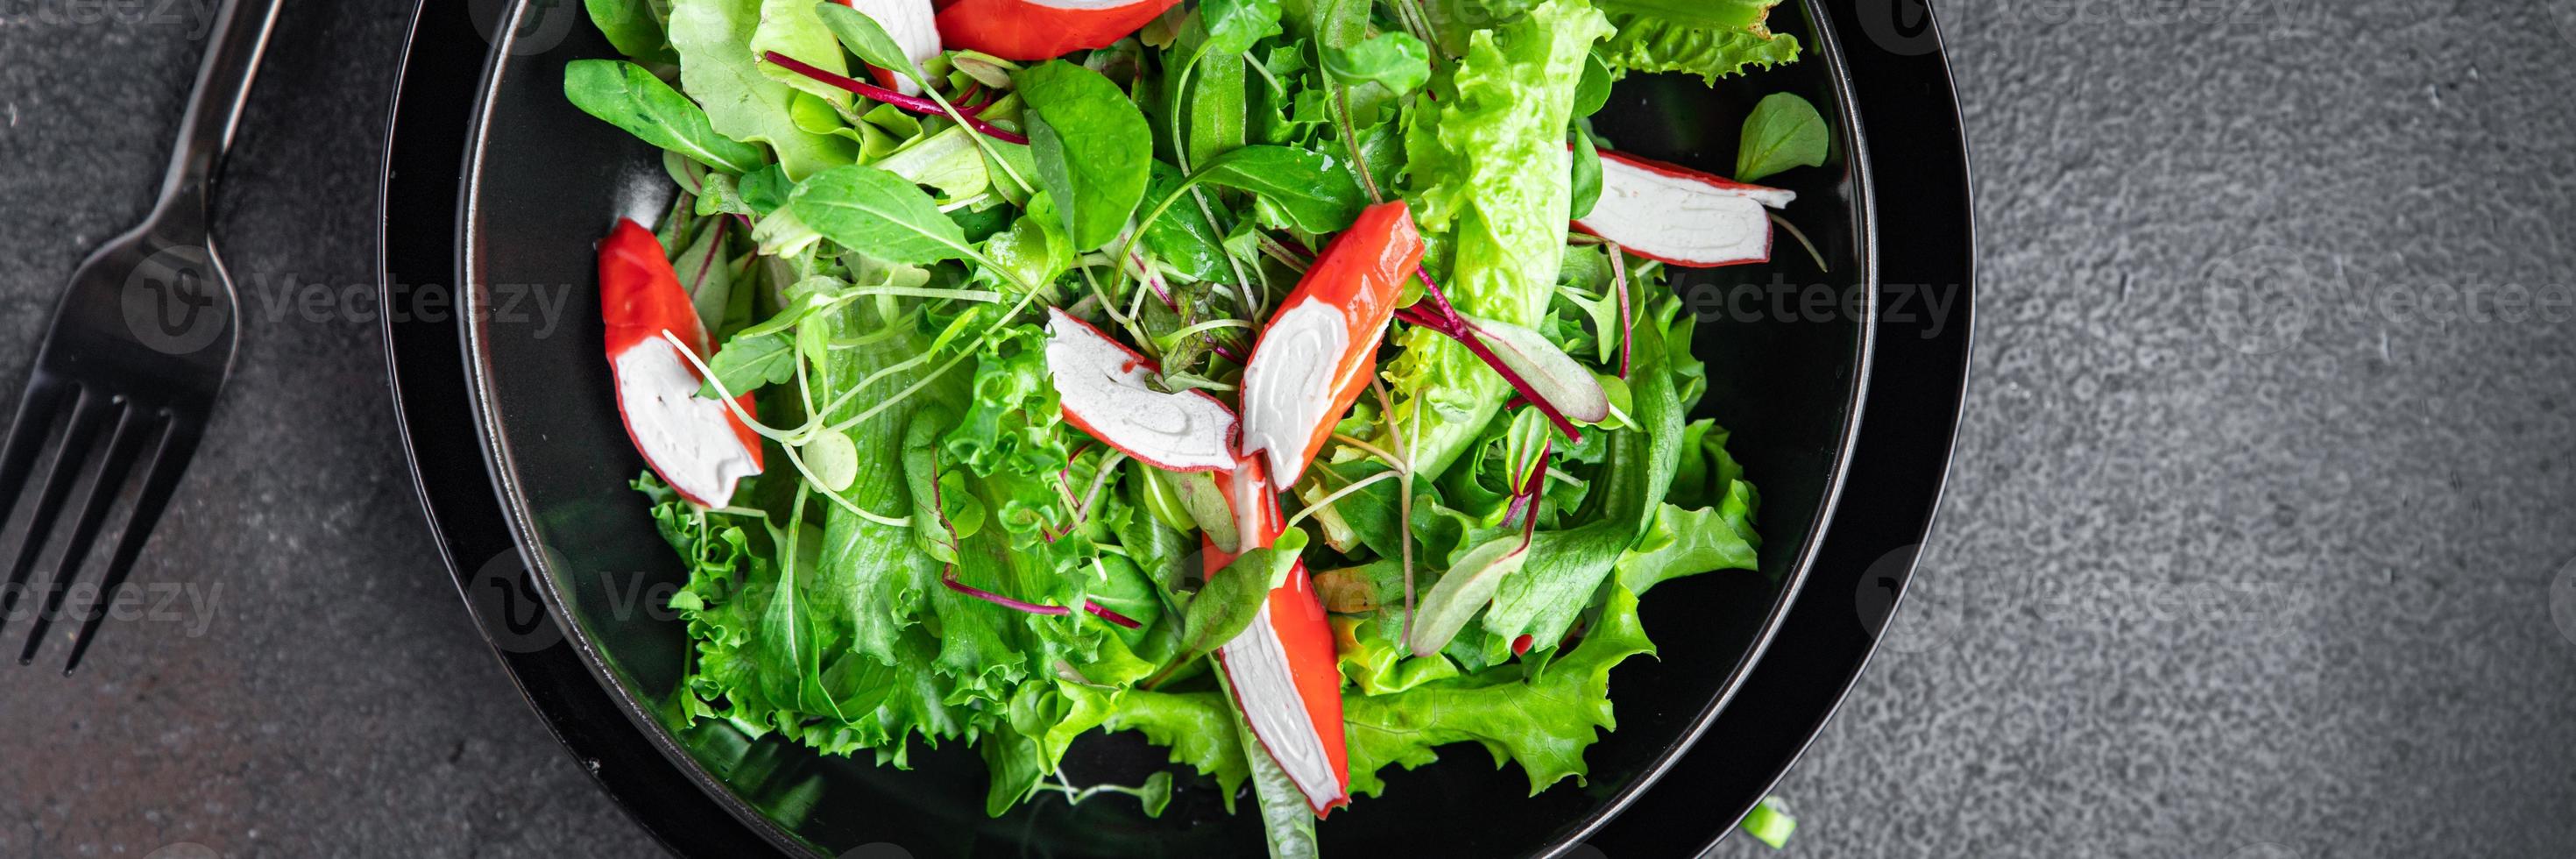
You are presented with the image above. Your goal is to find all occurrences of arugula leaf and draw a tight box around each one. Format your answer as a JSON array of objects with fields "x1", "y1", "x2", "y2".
[
  {"x1": 669, "y1": 0, "x2": 855, "y2": 180},
  {"x1": 697, "y1": 330, "x2": 795, "y2": 396},
  {"x1": 787, "y1": 165, "x2": 973, "y2": 265},
  {"x1": 564, "y1": 60, "x2": 769, "y2": 174},
  {"x1": 1016, "y1": 60, "x2": 1154, "y2": 251},
  {"x1": 1734, "y1": 92, "x2": 1829, "y2": 182}
]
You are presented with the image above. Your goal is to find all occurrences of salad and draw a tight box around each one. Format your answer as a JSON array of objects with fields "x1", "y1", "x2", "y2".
[{"x1": 568, "y1": 0, "x2": 1822, "y2": 852}]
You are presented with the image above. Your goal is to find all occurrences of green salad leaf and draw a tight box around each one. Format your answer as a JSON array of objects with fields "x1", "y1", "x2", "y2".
[
  {"x1": 669, "y1": 0, "x2": 853, "y2": 180},
  {"x1": 1018, "y1": 60, "x2": 1155, "y2": 251},
  {"x1": 1734, "y1": 91, "x2": 1829, "y2": 182},
  {"x1": 565, "y1": 60, "x2": 768, "y2": 174},
  {"x1": 1386, "y1": 0, "x2": 1612, "y2": 479}
]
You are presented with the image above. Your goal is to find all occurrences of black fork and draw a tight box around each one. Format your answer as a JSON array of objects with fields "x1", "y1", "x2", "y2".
[{"x1": 0, "y1": 0, "x2": 279, "y2": 672}]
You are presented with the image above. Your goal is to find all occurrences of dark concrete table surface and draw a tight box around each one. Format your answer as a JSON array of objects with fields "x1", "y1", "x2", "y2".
[{"x1": 4, "y1": 0, "x2": 2574, "y2": 856}]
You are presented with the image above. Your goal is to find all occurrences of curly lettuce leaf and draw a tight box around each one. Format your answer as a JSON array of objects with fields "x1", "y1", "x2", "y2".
[
  {"x1": 1596, "y1": 9, "x2": 1801, "y2": 84},
  {"x1": 1342, "y1": 583, "x2": 1657, "y2": 798},
  {"x1": 1384, "y1": 0, "x2": 1612, "y2": 479}
]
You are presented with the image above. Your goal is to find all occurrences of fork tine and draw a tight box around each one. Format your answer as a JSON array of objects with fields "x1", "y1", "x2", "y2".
[
  {"x1": 0, "y1": 376, "x2": 71, "y2": 541},
  {"x1": 60, "y1": 415, "x2": 202, "y2": 674},
  {"x1": 0, "y1": 387, "x2": 109, "y2": 631},
  {"x1": 16, "y1": 402, "x2": 151, "y2": 666}
]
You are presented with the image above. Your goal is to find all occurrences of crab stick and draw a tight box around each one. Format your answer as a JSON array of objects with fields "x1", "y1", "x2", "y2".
[
  {"x1": 1236, "y1": 201, "x2": 1422, "y2": 485},
  {"x1": 933, "y1": 0, "x2": 1181, "y2": 61},
  {"x1": 598, "y1": 218, "x2": 763, "y2": 508},
  {"x1": 1572, "y1": 148, "x2": 1796, "y2": 268},
  {"x1": 1044, "y1": 307, "x2": 1240, "y2": 472},
  {"x1": 1205, "y1": 457, "x2": 1350, "y2": 817}
]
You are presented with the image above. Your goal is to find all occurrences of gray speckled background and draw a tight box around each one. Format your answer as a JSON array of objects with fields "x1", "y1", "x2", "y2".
[{"x1": 4, "y1": 0, "x2": 2574, "y2": 856}]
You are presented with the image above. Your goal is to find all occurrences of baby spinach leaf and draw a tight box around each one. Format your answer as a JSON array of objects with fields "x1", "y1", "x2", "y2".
[
  {"x1": 787, "y1": 165, "x2": 973, "y2": 265},
  {"x1": 1734, "y1": 92, "x2": 1828, "y2": 182},
  {"x1": 563, "y1": 60, "x2": 768, "y2": 174},
  {"x1": 1016, "y1": 60, "x2": 1153, "y2": 251}
]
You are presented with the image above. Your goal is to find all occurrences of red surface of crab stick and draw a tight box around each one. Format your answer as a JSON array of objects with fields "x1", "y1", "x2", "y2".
[
  {"x1": 1204, "y1": 457, "x2": 1351, "y2": 816},
  {"x1": 598, "y1": 218, "x2": 763, "y2": 508},
  {"x1": 1236, "y1": 201, "x2": 1423, "y2": 484},
  {"x1": 933, "y1": 0, "x2": 1182, "y2": 61}
]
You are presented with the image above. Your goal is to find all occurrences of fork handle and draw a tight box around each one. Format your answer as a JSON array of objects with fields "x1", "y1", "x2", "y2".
[{"x1": 155, "y1": 0, "x2": 285, "y2": 208}]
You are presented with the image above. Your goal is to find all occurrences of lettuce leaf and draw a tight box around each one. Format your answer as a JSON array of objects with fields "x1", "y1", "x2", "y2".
[
  {"x1": 668, "y1": 0, "x2": 856, "y2": 180},
  {"x1": 1342, "y1": 583, "x2": 1657, "y2": 798},
  {"x1": 1595, "y1": 9, "x2": 1802, "y2": 83},
  {"x1": 1384, "y1": 0, "x2": 1612, "y2": 479}
]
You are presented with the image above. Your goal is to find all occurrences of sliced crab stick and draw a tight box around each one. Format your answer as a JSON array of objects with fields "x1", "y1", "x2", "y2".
[
  {"x1": 1204, "y1": 457, "x2": 1350, "y2": 817},
  {"x1": 599, "y1": 218, "x2": 763, "y2": 508},
  {"x1": 933, "y1": 0, "x2": 1181, "y2": 61},
  {"x1": 1236, "y1": 201, "x2": 1423, "y2": 485},
  {"x1": 1044, "y1": 307, "x2": 1239, "y2": 472},
  {"x1": 832, "y1": 0, "x2": 942, "y2": 95},
  {"x1": 1572, "y1": 148, "x2": 1796, "y2": 268}
]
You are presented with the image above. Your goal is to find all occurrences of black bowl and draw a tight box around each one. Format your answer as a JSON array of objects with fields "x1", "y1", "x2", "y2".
[{"x1": 379, "y1": 0, "x2": 1972, "y2": 855}]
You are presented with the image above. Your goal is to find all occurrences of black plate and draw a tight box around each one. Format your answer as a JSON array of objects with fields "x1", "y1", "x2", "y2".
[{"x1": 379, "y1": 0, "x2": 1971, "y2": 855}]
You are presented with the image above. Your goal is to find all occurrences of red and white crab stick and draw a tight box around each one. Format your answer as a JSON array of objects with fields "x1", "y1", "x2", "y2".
[
  {"x1": 1573, "y1": 148, "x2": 1796, "y2": 268},
  {"x1": 1205, "y1": 458, "x2": 1350, "y2": 816},
  {"x1": 1236, "y1": 201, "x2": 1423, "y2": 485},
  {"x1": 933, "y1": 0, "x2": 1181, "y2": 61},
  {"x1": 1044, "y1": 307, "x2": 1239, "y2": 472},
  {"x1": 598, "y1": 218, "x2": 763, "y2": 508},
  {"x1": 833, "y1": 0, "x2": 941, "y2": 95}
]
